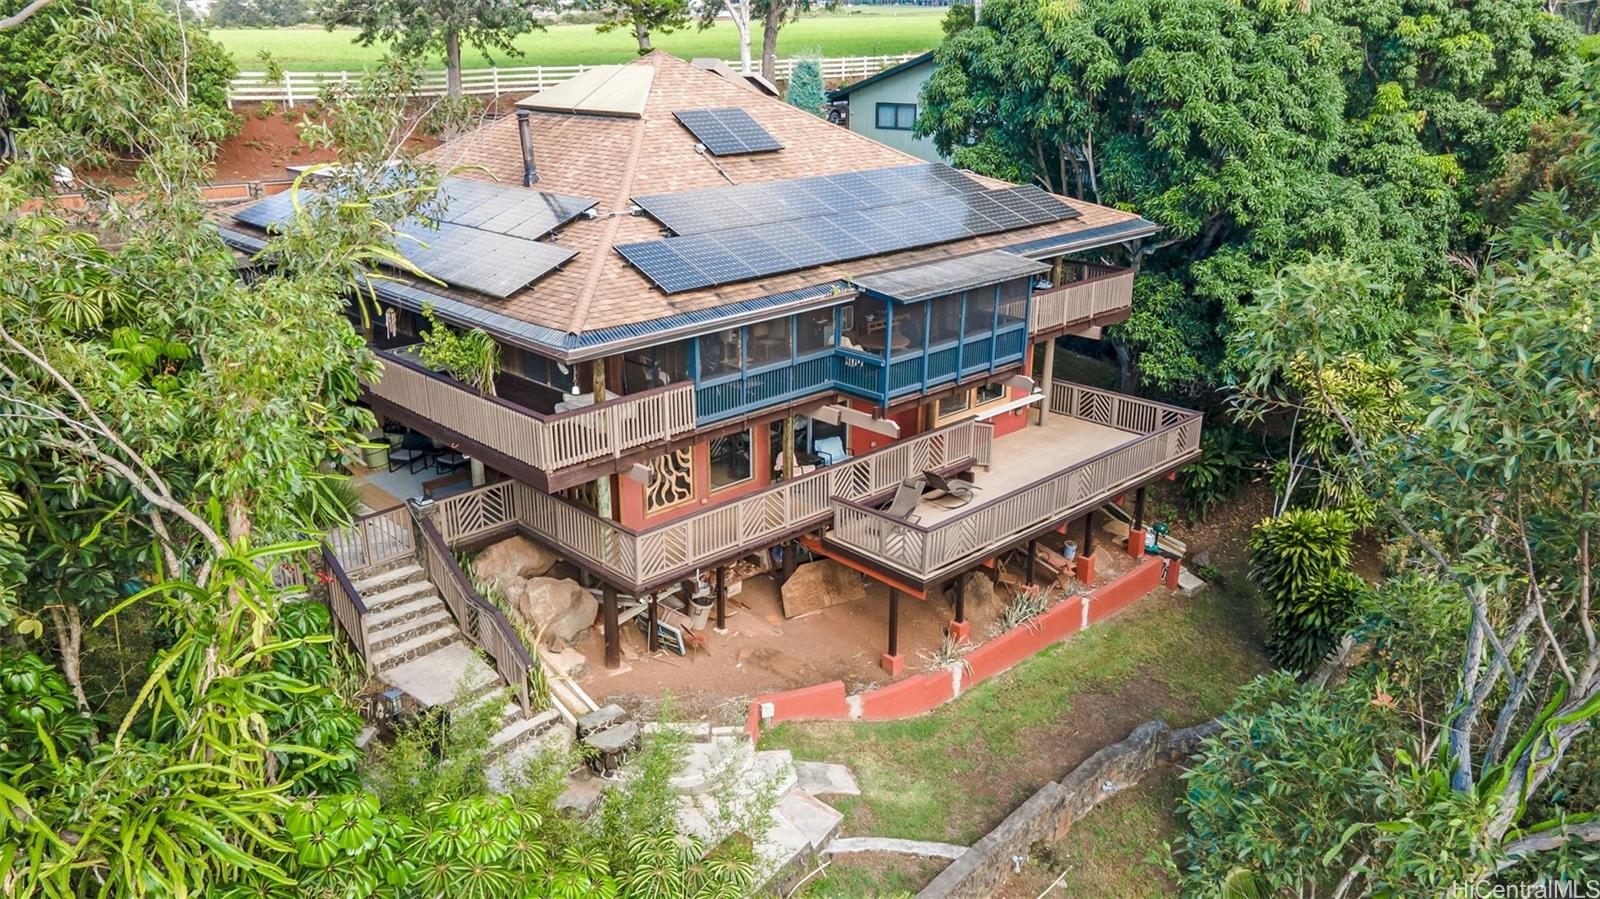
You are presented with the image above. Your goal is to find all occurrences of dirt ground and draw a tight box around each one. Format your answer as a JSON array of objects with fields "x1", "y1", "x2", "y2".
[
  {"x1": 572, "y1": 526, "x2": 1146, "y2": 725},
  {"x1": 213, "y1": 104, "x2": 441, "y2": 182}
]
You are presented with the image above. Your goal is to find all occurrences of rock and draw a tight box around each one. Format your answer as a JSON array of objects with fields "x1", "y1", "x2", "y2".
[
  {"x1": 956, "y1": 570, "x2": 1001, "y2": 614},
  {"x1": 502, "y1": 577, "x2": 597, "y2": 647},
  {"x1": 471, "y1": 535, "x2": 559, "y2": 593},
  {"x1": 779, "y1": 559, "x2": 867, "y2": 618},
  {"x1": 544, "y1": 644, "x2": 590, "y2": 680},
  {"x1": 1192, "y1": 551, "x2": 1212, "y2": 568}
]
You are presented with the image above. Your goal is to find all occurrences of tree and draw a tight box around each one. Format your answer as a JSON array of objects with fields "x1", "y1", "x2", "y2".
[
  {"x1": 209, "y1": 0, "x2": 310, "y2": 27},
  {"x1": 1248, "y1": 509, "x2": 1366, "y2": 672},
  {"x1": 917, "y1": 0, "x2": 1578, "y2": 392},
  {"x1": 697, "y1": 0, "x2": 755, "y2": 74},
  {"x1": 783, "y1": 51, "x2": 824, "y2": 116},
  {"x1": 753, "y1": 0, "x2": 834, "y2": 85},
  {"x1": 315, "y1": 0, "x2": 544, "y2": 98},
  {"x1": 592, "y1": 0, "x2": 689, "y2": 54},
  {"x1": 1, "y1": 0, "x2": 235, "y2": 137}
]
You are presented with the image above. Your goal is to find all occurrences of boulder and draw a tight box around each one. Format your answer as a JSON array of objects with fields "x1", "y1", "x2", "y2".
[
  {"x1": 471, "y1": 535, "x2": 558, "y2": 592},
  {"x1": 780, "y1": 559, "x2": 866, "y2": 618},
  {"x1": 503, "y1": 577, "x2": 597, "y2": 648}
]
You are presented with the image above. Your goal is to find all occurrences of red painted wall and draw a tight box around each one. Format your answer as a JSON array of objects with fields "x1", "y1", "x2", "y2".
[
  {"x1": 617, "y1": 426, "x2": 776, "y2": 530},
  {"x1": 848, "y1": 398, "x2": 924, "y2": 456}
]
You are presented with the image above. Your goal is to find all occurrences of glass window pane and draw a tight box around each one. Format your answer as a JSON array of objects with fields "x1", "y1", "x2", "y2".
[
  {"x1": 976, "y1": 382, "x2": 1007, "y2": 404},
  {"x1": 897, "y1": 104, "x2": 916, "y2": 130},
  {"x1": 965, "y1": 288, "x2": 996, "y2": 338},
  {"x1": 891, "y1": 304, "x2": 925, "y2": 357},
  {"x1": 746, "y1": 318, "x2": 791, "y2": 368},
  {"x1": 876, "y1": 104, "x2": 896, "y2": 129},
  {"x1": 699, "y1": 329, "x2": 741, "y2": 379},
  {"x1": 928, "y1": 294, "x2": 962, "y2": 344},
  {"x1": 938, "y1": 392, "x2": 970, "y2": 417},
  {"x1": 841, "y1": 297, "x2": 887, "y2": 354},
  {"x1": 997, "y1": 277, "x2": 1028, "y2": 327},
  {"x1": 709, "y1": 430, "x2": 753, "y2": 490},
  {"x1": 796, "y1": 307, "x2": 835, "y2": 355}
]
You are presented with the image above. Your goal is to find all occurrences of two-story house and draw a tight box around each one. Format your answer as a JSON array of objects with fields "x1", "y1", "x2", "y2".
[{"x1": 223, "y1": 53, "x2": 1201, "y2": 679}]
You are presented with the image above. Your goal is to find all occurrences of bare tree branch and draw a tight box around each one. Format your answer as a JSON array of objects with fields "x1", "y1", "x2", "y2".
[
  {"x1": 0, "y1": 0, "x2": 53, "y2": 31},
  {"x1": 1498, "y1": 820, "x2": 1600, "y2": 871}
]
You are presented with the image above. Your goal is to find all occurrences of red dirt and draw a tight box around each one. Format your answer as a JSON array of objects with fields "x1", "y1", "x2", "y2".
[{"x1": 213, "y1": 104, "x2": 441, "y2": 183}]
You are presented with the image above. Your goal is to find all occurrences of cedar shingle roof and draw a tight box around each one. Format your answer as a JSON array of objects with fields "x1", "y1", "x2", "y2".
[{"x1": 231, "y1": 53, "x2": 1155, "y2": 350}]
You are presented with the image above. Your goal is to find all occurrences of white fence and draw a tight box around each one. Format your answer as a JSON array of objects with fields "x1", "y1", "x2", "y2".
[{"x1": 226, "y1": 53, "x2": 924, "y2": 107}]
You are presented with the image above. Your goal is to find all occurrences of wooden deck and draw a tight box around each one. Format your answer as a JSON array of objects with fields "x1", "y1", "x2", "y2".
[{"x1": 914, "y1": 415, "x2": 1130, "y2": 527}]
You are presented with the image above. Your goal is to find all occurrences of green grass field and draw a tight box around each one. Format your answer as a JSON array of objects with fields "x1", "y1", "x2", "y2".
[{"x1": 213, "y1": 7, "x2": 948, "y2": 72}]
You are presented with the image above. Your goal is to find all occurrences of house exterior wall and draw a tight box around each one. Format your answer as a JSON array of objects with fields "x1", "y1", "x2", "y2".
[{"x1": 842, "y1": 62, "x2": 944, "y2": 163}]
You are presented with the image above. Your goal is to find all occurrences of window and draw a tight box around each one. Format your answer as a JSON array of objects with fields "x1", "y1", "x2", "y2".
[
  {"x1": 796, "y1": 307, "x2": 836, "y2": 355},
  {"x1": 840, "y1": 297, "x2": 887, "y2": 354},
  {"x1": 513, "y1": 350, "x2": 576, "y2": 394},
  {"x1": 928, "y1": 294, "x2": 963, "y2": 344},
  {"x1": 746, "y1": 318, "x2": 792, "y2": 369},
  {"x1": 997, "y1": 278, "x2": 1028, "y2": 327},
  {"x1": 976, "y1": 382, "x2": 1007, "y2": 405},
  {"x1": 965, "y1": 288, "x2": 996, "y2": 338},
  {"x1": 709, "y1": 429, "x2": 753, "y2": 490},
  {"x1": 699, "y1": 328, "x2": 741, "y2": 380},
  {"x1": 890, "y1": 304, "x2": 925, "y2": 357},
  {"x1": 937, "y1": 392, "x2": 970, "y2": 418},
  {"x1": 623, "y1": 340, "x2": 690, "y2": 393},
  {"x1": 875, "y1": 102, "x2": 916, "y2": 131}
]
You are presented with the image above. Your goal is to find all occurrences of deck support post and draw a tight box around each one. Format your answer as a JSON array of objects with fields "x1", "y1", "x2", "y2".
[
  {"x1": 1037, "y1": 338, "x2": 1057, "y2": 425},
  {"x1": 715, "y1": 566, "x2": 727, "y2": 631},
  {"x1": 1026, "y1": 538, "x2": 1039, "y2": 586},
  {"x1": 1077, "y1": 510, "x2": 1097, "y2": 585},
  {"x1": 647, "y1": 595, "x2": 659, "y2": 653},
  {"x1": 949, "y1": 578, "x2": 969, "y2": 643},
  {"x1": 1129, "y1": 486, "x2": 1149, "y2": 558},
  {"x1": 882, "y1": 588, "x2": 903, "y2": 676},
  {"x1": 782, "y1": 540, "x2": 798, "y2": 583},
  {"x1": 1082, "y1": 509, "x2": 1095, "y2": 557},
  {"x1": 602, "y1": 584, "x2": 620, "y2": 670}
]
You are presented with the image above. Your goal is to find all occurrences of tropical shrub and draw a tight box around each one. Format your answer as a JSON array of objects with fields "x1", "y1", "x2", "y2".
[
  {"x1": 0, "y1": 649, "x2": 96, "y2": 779},
  {"x1": 1175, "y1": 424, "x2": 1262, "y2": 523},
  {"x1": 419, "y1": 306, "x2": 501, "y2": 395},
  {"x1": 1248, "y1": 508, "x2": 1364, "y2": 672},
  {"x1": 784, "y1": 53, "x2": 826, "y2": 117}
]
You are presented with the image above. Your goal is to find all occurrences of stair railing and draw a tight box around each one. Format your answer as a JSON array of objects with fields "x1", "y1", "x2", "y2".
[
  {"x1": 410, "y1": 506, "x2": 535, "y2": 714},
  {"x1": 319, "y1": 545, "x2": 373, "y2": 672}
]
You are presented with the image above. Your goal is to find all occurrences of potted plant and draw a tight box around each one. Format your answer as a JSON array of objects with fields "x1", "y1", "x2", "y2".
[{"x1": 418, "y1": 304, "x2": 501, "y2": 396}]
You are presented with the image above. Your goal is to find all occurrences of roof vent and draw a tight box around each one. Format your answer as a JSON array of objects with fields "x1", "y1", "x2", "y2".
[{"x1": 516, "y1": 110, "x2": 539, "y2": 187}]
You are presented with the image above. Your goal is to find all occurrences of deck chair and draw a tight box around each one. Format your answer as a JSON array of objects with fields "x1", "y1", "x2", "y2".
[
  {"x1": 922, "y1": 469, "x2": 979, "y2": 508},
  {"x1": 883, "y1": 477, "x2": 925, "y2": 523}
]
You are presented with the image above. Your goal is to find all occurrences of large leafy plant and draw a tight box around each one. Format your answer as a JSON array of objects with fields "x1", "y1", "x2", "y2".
[
  {"x1": 418, "y1": 306, "x2": 501, "y2": 396},
  {"x1": 1248, "y1": 508, "x2": 1365, "y2": 672}
]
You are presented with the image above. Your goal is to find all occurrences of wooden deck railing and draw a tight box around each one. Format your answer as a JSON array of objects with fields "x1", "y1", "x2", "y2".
[
  {"x1": 415, "y1": 517, "x2": 534, "y2": 713},
  {"x1": 320, "y1": 545, "x2": 372, "y2": 670},
  {"x1": 1030, "y1": 264, "x2": 1134, "y2": 335},
  {"x1": 325, "y1": 506, "x2": 417, "y2": 575},
  {"x1": 430, "y1": 418, "x2": 987, "y2": 591},
  {"x1": 367, "y1": 348, "x2": 697, "y2": 473},
  {"x1": 827, "y1": 388, "x2": 1202, "y2": 582}
]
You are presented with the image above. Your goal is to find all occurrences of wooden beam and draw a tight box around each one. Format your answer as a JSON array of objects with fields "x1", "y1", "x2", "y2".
[
  {"x1": 799, "y1": 535, "x2": 928, "y2": 599},
  {"x1": 602, "y1": 584, "x2": 620, "y2": 670},
  {"x1": 715, "y1": 566, "x2": 726, "y2": 630}
]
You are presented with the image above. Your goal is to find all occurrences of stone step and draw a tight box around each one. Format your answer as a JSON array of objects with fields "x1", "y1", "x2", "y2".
[
  {"x1": 351, "y1": 563, "x2": 423, "y2": 596},
  {"x1": 371, "y1": 626, "x2": 464, "y2": 671},
  {"x1": 489, "y1": 708, "x2": 563, "y2": 755},
  {"x1": 487, "y1": 723, "x2": 576, "y2": 793},
  {"x1": 777, "y1": 787, "x2": 843, "y2": 852},
  {"x1": 362, "y1": 579, "x2": 435, "y2": 612},
  {"x1": 366, "y1": 608, "x2": 454, "y2": 653},
  {"x1": 669, "y1": 736, "x2": 756, "y2": 795},
  {"x1": 364, "y1": 593, "x2": 449, "y2": 631}
]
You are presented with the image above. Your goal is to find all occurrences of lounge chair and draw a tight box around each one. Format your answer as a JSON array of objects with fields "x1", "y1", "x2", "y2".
[
  {"x1": 884, "y1": 477, "x2": 925, "y2": 523},
  {"x1": 923, "y1": 469, "x2": 979, "y2": 508}
]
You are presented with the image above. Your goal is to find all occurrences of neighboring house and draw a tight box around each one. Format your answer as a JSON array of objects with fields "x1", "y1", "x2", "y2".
[
  {"x1": 221, "y1": 53, "x2": 1199, "y2": 679},
  {"x1": 827, "y1": 51, "x2": 942, "y2": 162}
]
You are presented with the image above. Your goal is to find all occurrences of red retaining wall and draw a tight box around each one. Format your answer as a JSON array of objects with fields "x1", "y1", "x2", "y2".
[{"x1": 746, "y1": 557, "x2": 1173, "y2": 738}]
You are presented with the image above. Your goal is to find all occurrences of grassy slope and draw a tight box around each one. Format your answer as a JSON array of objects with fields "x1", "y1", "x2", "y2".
[
  {"x1": 762, "y1": 576, "x2": 1268, "y2": 897},
  {"x1": 213, "y1": 8, "x2": 947, "y2": 72}
]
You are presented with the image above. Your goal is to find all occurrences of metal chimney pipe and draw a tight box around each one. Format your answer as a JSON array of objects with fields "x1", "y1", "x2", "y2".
[{"x1": 515, "y1": 109, "x2": 538, "y2": 187}]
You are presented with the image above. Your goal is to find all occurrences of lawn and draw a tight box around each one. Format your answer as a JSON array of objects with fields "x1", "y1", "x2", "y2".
[
  {"x1": 212, "y1": 8, "x2": 948, "y2": 72},
  {"x1": 761, "y1": 564, "x2": 1270, "y2": 897}
]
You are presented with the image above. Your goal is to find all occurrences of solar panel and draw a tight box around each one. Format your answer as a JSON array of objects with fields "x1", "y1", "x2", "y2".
[
  {"x1": 674, "y1": 108, "x2": 784, "y2": 156},
  {"x1": 632, "y1": 163, "x2": 987, "y2": 236},
  {"x1": 618, "y1": 184, "x2": 1079, "y2": 294},
  {"x1": 231, "y1": 183, "x2": 581, "y2": 298}
]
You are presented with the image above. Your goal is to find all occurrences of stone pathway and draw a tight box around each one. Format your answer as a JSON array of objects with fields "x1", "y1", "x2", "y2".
[{"x1": 825, "y1": 837, "x2": 969, "y2": 860}]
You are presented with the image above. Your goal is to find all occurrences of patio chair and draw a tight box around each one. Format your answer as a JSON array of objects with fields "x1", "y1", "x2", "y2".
[
  {"x1": 883, "y1": 477, "x2": 925, "y2": 523},
  {"x1": 923, "y1": 469, "x2": 979, "y2": 508}
]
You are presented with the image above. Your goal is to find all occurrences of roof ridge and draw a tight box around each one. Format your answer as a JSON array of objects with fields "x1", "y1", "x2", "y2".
[{"x1": 565, "y1": 70, "x2": 654, "y2": 334}]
